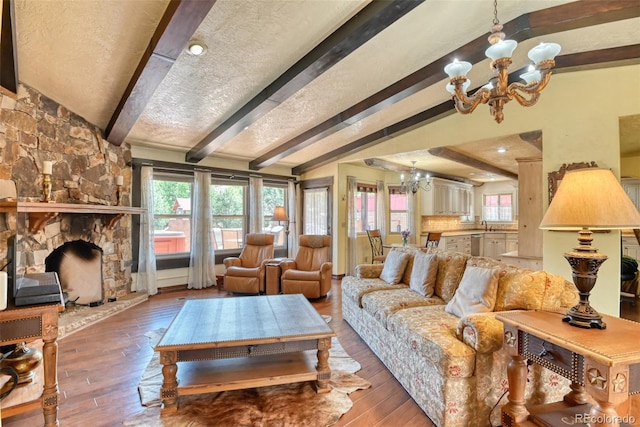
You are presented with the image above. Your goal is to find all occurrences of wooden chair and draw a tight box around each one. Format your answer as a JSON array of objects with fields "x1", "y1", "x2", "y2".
[
  {"x1": 366, "y1": 229, "x2": 386, "y2": 263},
  {"x1": 425, "y1": 231, "x2": 442, "y2": 249}
]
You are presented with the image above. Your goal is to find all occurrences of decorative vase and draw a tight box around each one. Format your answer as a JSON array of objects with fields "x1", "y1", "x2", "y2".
[
  {"x1": 402, "y1": 238, "x2": 407, "y2": 246},
  {"x1": 0, "y1": 342, "x2": 43, "y2": 387}
]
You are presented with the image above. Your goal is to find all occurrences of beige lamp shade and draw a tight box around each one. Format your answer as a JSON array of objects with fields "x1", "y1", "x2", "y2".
[
  {"x1": 539, "y1": 168, "x2": 640, "y2": 230},
  {"x1": 271, "y1": 206, "x2": 289, "y2": 222}
]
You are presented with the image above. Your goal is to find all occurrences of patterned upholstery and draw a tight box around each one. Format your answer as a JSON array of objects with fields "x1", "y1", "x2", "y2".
[{"x1": 342, "y1": 249, "x2": 578, "y2": 427}]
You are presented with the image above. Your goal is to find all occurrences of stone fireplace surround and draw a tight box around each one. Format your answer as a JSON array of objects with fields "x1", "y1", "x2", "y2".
[{"x1": 1, "y1": 84, "x2": 136, "y2": 304}]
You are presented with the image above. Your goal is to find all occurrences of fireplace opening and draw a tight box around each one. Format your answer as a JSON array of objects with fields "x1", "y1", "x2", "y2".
[{"x1": 45, "y1": 240, "x2": 103, "y2": 306}]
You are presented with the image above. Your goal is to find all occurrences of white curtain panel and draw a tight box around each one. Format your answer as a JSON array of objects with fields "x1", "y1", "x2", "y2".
[
  {"x1": 376, "y1": 180, "x2": 386, "y2": 239},
  {"x1": 188, "y1": 171, "x2": 216, "y2": 289},
  {"x1": 248, "y1": 176, "x2": 263, "y2": 233},
  {"x1": 137, "y1": 166, "x2": 157, "y2": 295},
  {"x1": 287, "y1": 180, "x2": 298, "y2": 257},
  {"x1": 347, "y1": 176, "x2": 357, "y2": 276}
]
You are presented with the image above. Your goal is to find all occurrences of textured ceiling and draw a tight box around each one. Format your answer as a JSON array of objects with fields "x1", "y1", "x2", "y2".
[{"x1": 11, "y1": 0, "x2": 640, "y2": 181}]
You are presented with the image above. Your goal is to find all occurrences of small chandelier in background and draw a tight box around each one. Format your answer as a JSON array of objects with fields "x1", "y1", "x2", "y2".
[
  {"x1": 444, "y1": 0, "x2": 561, "y2": 123},
  {"x1": 400, "y1": 161, "x2": 431, "y2": 195}
]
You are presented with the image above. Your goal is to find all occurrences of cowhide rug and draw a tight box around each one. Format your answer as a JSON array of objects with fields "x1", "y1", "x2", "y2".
[{"x1": 123, "y1": 321, "x2": 370, "y2": 427}]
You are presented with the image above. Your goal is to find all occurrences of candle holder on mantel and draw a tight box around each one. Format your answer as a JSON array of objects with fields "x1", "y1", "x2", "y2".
[
  {"x1": 116, "y1": 185, "x2": 122, "y2": 206},
  {"x1": 42, "y1": 172, "x2": 52, "y2": 203}
]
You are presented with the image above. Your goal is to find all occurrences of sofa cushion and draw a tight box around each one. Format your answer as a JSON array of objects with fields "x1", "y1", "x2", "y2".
[
  {"x1": 361, "y1": 288, "x2": 444, "y2": 328},
  {"x1": 410, "y1": 252, "x2": 438, "y2": 297},
  {"x1": 341, "y1": 276, "x2": 407, "y2": 307},
  {"x1": 445, "y1": 266, "x2": 500, "y2": 317},
  {"x1": 434, "y1": 251, "x2": 470, "y2": 303},
  {"x1": 380, "y1": 250, "x2": 410, "y2": 285},
  {"x1": 388, "y1": 305, "x2": 476, "y2": 379}
]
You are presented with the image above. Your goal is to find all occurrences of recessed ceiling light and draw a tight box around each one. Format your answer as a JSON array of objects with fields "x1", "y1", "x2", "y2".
[
  {"x1": 497, "y1": 147, "x2": 507, "y2": 153},
  {"x1": 187, "y1": 41, "x2": 207, "y2": 56}
]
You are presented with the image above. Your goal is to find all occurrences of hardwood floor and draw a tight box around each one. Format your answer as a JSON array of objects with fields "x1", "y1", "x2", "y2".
[
  {"x1": 2, "y1": 280, "x2": 436, "y2": 427},
  {"x1": 4, "y1": 281, "x2": 640, "y2": 427}
]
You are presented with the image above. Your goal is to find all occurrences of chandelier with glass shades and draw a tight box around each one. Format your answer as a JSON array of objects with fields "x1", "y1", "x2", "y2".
[
  {"x1": 400, "y1": 161, "x2": 431, "y2": 195},
  {"x1": 444, "y1": 0, "x2": 561, "y2": 123}
]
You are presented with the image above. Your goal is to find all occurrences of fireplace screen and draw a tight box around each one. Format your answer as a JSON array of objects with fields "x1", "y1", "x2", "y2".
[{"x1": 45, "y1": 240, "x2": 103, "y2": 306}]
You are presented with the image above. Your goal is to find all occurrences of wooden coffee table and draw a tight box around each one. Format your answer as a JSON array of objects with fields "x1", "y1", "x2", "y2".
[{"x1": 155, "y1": 294, "x2": 336, "y2": 413}]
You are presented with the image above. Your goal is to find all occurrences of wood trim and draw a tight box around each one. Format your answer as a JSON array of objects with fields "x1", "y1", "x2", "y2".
[
  {"x1": 267, "y1": 1, "x2": 640, "y2": 173},
  {"x1": 293, "y1": 44, "x2": 640, "y2": 174},
  {"x1": 104, "y1": 0, "x2": 216, "y2": 146},
  {"x1": 428, "y1": 147, "x2": 519, "y2": 181},
  {"x1": 0, "y1": 0, "x2": 18, "y2": 94},
  {"x1": 185, "y1": 0, "x2": 426, "y2": 163}
]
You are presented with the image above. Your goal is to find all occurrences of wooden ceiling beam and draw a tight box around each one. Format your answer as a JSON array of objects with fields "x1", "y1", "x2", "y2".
[
  {"x1": 292, "y1": 44, "x2": 640, "y2": 174},
  {"x1": 260, "y1": 0, "x2": 640, "y2": 171},
  {"x1": 0, "y1": 0, "x2": 18, "y2": 94},
  {"x1": 186, "y1": 0, "x2": 425, "y2": 163},
  {"x1": 104, "y1": 0, "x2": 215, "y2": 146},
  {"x1": 427, "y1": 147, "x2": 518, "y2": 181}
]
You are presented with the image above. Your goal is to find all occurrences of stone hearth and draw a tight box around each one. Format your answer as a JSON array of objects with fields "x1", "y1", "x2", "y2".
[{"x1": 58, "y1": 293, "x2": 148, "y2": 338}]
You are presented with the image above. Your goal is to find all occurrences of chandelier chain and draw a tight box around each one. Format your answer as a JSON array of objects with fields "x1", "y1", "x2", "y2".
[{"x1": 492, "y1": 0, "x2": 499, "y2": 26}]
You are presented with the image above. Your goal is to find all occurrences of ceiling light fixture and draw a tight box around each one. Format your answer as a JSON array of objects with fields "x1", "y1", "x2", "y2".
[
  {"x1": 187, "y1": 41, "x2": 207, "y2": 56},
  {"x1": 444, "y1": 0, "x2": 561, "y2": 123},
  {"x1": 497, "y1": 147, "x2": 507, "y2": 153},
  {"x1": 400, "y1": 161, "x2": 431, "y2": 195}
]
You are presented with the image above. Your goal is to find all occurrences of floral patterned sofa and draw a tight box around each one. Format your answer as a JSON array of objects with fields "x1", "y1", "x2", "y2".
[{"x1": 342, "y1": 247, "x2": 579, "y2": 427}]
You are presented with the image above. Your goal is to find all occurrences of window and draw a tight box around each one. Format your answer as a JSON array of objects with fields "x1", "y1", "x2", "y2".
[
  {"x1": 152, "y1": 173, "x2": 193, "y2": 256},
  {"x1": 483, "y1": 193, "x2": 513, "y2": 222},
  {"x1": 263, "y1": 184, "x2": 287, "y2": 247},
  {"x1": 355, "y1": 183, "x2": 377, "y2": 232},
  {"x1": 210, "y1": 179, "x2": 247, "y2": 251},
  {"x1": 303, "y1": 187, "x2": 329, "y2": 234},
  {"x1": 388, "y1": 186, "x2": 408, "y2": 233}
]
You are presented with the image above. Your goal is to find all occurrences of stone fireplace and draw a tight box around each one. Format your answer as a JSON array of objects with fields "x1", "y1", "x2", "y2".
[{"x1": 0, "y1": 84, "x2": 136, "y2": 302}]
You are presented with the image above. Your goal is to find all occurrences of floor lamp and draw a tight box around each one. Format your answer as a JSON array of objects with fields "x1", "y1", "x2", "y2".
[{"x1": 539, "y1": 168, "x2": 640, "y2": 329}]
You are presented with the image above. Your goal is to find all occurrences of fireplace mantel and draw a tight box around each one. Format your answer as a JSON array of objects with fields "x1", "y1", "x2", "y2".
[{"x1": 0, "y1": 201, "x2": 146, "y2": 232}]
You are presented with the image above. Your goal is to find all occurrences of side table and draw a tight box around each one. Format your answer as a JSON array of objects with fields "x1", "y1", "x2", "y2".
[
  {"x1": 265, "y1": 259, "x2": 286, "y2": 295},
  {"x1": 497, "y1": 310, "x2": 639, "y2": 427},
  {"x1": 1, "y1": 304, "x2": 61, "y2": 427}
]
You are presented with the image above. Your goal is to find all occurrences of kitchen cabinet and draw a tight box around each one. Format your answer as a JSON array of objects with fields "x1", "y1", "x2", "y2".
[
  {"x1": 622, "y1": 236, "x2": 640, "y2": 260},
  {"x1": 441, "y1": 235, "x2": 471, "y2": 254},
  {"x1": 483, "y1": 233, "x2": 506, "y2": 259},
  {"x1": 421, "y1": 178, "x2": 473, "y2": 216},
  {"x1": 505, "y1": 233, "x2": 518, "y2": 253}
]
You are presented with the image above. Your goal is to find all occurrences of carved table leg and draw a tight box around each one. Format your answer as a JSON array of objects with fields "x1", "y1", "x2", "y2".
[
  {"x1": 564, "y1": 382, "x2": 590, "y2": 406},
  {"x1": 315, "y1": 337, "x2": 331, "y2": 393},
  {"x1": 590, "y1": 399, "x2": 620, "y2": 427},
  {"x1": 42, "y1": 338, "x2": 59, "y2": 427},
  {"x1": 502, "y1": 355, "x2": 529, "y2": 426},
  {"x1": 160, "y1": 351, "x2": 179, "y2": 413}
]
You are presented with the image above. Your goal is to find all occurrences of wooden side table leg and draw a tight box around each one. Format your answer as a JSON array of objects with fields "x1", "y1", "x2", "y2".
[
  {"x1": 42, "y1": 338, "x2": 59, "y2": 427},
  {"x1": 160, "y1": 351, "x2": 179, "y2": 413},
  {"x1": 315, "y1": 337, "x2": 331, "y2": 393},
  {"x1": 502, "y1": 355, "x2": 529, "y2": 426},
  {"x1": 590, "y1": 399, "x2": 620, "y2": 427},
  {"x1": 564, "y1": 382, "x2": 590, "y2": 406}
]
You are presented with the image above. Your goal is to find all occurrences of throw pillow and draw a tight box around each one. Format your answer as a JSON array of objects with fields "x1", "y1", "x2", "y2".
[
  {"x1": 409, "y1": 252, "x2": 438, "y2": 296},
  {"x1": 379, "y1": 251, "x2": 410, "y2": 285},
  {"x1": 445, "y1": 266, "x2": 500, "y2": 318}
]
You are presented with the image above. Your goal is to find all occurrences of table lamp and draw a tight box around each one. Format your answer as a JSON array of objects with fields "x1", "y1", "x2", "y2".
[
  {"x1": 271, "y1": 206, "x2": 290, "y2": 236},
  {"x1": 539, "y1": 168, "x2": 640, "y2": 329}
]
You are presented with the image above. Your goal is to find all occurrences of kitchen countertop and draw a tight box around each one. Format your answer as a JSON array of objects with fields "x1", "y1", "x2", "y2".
[{"x1": 421, "y1": 230, "x2": 517, "y2": 237}]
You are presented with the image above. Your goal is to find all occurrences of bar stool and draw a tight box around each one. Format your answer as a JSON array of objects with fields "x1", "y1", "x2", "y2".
[{"x1": 425, "y1": 232, "x2": 442, "y2": 249}]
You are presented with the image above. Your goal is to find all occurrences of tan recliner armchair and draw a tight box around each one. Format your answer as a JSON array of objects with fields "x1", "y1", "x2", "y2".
[
  {"x1": 223, "y1": 233, "x2": 274, "y2": 294},
  {"x1": 280, "y1": 235, "x2": 332, "y2": 299}
]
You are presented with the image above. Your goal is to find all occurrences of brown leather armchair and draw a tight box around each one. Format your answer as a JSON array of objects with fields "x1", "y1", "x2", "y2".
[
  {"x1": 223, "y1": 233, "x2": 274, "y2": 294},
  {"x1": 280, "y1": 235, "x2": 332, "y2": 299}
]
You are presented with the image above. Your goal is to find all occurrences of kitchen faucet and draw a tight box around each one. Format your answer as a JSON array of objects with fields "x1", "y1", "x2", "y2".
[{"x1": 480, "y1": 220, "x2": 487, "y2": 231}]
